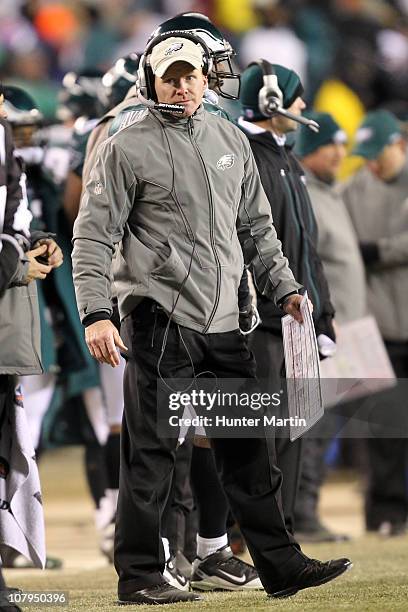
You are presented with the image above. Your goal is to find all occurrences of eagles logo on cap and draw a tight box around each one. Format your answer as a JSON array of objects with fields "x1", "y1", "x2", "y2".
[
  {"x1": 165, "y1": 42, "x2": 184, "y2": 56},
  {"x1": 355, "y1": 127, "x2": 373, "y2": 144},
  {"x1": 150, "y1": 37, "x2": 204, "y2": 78},
  {"x1": 352, "y1": 110, "x2": 402, "y2": 160}
]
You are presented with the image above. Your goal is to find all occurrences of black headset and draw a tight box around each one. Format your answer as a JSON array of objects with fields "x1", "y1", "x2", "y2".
[
  {"x1": 247, "y1": 59, "x2": 283, "y2": 117},
  {"x1": 138, "y1": 31, "x2": 213, "y2": 102},
  {"x1": 246, "y1": 59, "x2": 319, "y2": 131}
]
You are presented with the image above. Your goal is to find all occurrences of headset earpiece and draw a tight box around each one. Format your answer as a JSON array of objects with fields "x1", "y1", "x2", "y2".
[
  {"x1": 248, "y1": 59, "x2": 283, "y2": 117},
  {"x1": 248, "y1": 59, "x2": 319, "y2": 131}
]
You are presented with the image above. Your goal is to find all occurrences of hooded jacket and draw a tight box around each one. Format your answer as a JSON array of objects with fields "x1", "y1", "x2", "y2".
[
  {"x1": 72, "y1": 105, "x2": 300, "y2": 333},
  {"x1": 240, "y1": 127, "x2": 335, "y2": 335}
]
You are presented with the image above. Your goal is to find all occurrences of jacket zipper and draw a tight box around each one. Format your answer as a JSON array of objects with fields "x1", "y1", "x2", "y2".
[{"x1": 188, "y1": 117, "x2": 221, "y2": 332}]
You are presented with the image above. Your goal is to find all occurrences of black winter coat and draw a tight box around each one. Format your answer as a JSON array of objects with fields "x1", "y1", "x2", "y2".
[
  {"x1": 0, "y1": 118, "x2": 25, "y2": 296},
  {"x1": 247, "y1": 131, "x2": 335, "y2": 336}
]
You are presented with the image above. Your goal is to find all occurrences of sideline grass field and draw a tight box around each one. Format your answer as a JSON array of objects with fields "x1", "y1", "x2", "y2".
[{"x1": 4, "y1": 448, "x2": 408, "y2": 611}]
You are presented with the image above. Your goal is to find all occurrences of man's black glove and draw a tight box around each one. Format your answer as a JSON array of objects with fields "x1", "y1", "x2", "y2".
[
  {"x1": 315, "y1": 313, "x2": 336, "y2": 342},
  {"x1": 315, "y1": 314, "x2": 336, "y2": 360},
  {"x1": 359, "y1": 242, "x2": 380, "y2": 265}
]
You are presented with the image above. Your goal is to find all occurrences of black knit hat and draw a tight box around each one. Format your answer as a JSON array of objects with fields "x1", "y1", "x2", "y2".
[{"x1": 240, "y1": 63, "x2": 303, "y2": 122}]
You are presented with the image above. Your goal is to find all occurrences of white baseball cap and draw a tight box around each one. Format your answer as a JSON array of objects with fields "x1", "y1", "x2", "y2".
[{"x1": 150, "y1": 37, "x2": 204, "y2": 78}]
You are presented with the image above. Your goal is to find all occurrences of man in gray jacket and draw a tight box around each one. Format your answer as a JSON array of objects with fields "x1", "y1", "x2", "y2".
[
  {"x1": 73, "y1": 33, "x2": 351, "y2": 605},
  {"x1": 341, "y1": 110, "x2": 408, "y2": 536},
  {"x1": 295, "y1": 111, "x2": 366, "y2": 542},
  {"x1": 0, "y1": 96, "x2": 61, "y2": 612}
]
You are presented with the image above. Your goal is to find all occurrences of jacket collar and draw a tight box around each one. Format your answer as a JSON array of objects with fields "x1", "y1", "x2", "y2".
[
  {"x1": 148, "y1": 103, "x2": 206, "y2": 128},
  {"x1": 245, "y1": 129, "x2": 288, "y2": 154},
  {"x1": 238, "y1": 117, "x2": 265, "y2": 135},
  {"x1": 239, "y1": 118, "x2": 288, "y2": 147}
]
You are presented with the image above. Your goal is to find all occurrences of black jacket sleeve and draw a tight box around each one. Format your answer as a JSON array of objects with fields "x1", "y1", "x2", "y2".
[
  {"x1": 0, "y1": 118, "x2": 27, "y2": 294},
  {"x1": 1, "y1": 119, "x2": 25, "y2": 236},
  {"x1": 0, "y1": 240, "x2": 19, "y2": 296}
]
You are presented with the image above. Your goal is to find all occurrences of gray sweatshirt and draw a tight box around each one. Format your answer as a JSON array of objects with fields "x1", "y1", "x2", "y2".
[
  {"x1": 340, "y1": 160, "x2": 408, "y2": 341},
  {"x1": 304, "y1": 168, "x2": 366, "y2": 324},
  {"x1": 72, "y1": 104, "x2": 300, "y2": 333}
]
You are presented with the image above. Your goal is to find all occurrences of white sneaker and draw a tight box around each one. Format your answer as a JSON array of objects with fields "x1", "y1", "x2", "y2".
[
  {"x1": 163, "y1": 555, "x2": 190, "y2": 591},
  {"x1": 190, "y1": 545, "x2": 263, "y2": 591}
]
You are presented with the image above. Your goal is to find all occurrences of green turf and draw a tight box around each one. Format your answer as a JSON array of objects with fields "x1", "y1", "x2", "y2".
[{"x1": 9, "y1": 537, "x2": 408, "y2": 611}]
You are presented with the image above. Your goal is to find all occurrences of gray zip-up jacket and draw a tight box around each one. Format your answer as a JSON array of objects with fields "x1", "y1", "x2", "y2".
[
  {"x1": 304, "y1": 168, "x2": 366, "y2": 324},
  {"x1": 72, "y1": 104, "x2": 300, "y2": 333},
  {"x1": 340, "y1": 160, "x2": 408, "y2": 341},
  {"x1": 0, "y1": 118, "x2": 42, "y2": 375}
]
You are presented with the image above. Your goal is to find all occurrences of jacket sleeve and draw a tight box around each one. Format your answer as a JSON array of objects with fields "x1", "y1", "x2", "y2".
[
  {"x1": 373, "y1": 198, "x2": 408, "y2": 267},
  {"x1": 291, "y1": 156, "x2": 335, "y2": 324},
  {"x1": 377, "y1": 232, "x2": 408, "y2": 266},
  {"x1": 0, "y1": 119, "x2": 28, "y2": 294},
  {"x1": 1, "y1": 122, "x2": 31, "y2": 242},
  {"x1": 72, "y1": 138, "x2": 137, "y2": 322},
  {"x1": 309, "y1": 230, "x2": 335, "y2": 320},
  {"x1": 236, "y1": 143, "x2": 301, "y2": 304},
  {"x1": 0, "y1": 241, "x2": 20, "y2": 296}
]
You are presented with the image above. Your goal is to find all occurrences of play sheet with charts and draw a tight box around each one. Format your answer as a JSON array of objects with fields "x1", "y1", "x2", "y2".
[{"x1": 282, "y1": 293, "x2": 323, "y2": 441}]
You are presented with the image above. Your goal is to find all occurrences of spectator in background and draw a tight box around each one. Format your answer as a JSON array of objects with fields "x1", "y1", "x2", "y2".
[
  {"x1": 297, "y1": 112, "x2": 366, "y2": 328},
  {"x1": 341, "y1": 110, "x2": 408, "y2": 537},
  {"x1": 294, "y1": 111, "x2": 367, "y2": 542},
  {"x1": 4, "y1": 47, "x2": 59, "y2": 120},
  {"x1": 312, "y1": 0, "x2": 408, "y2": 178},
  {"x1": 292, "y1": 2, "x2": 337, "y2": 104},
  {"x1": 239, "y1": 0, "x2": 307, "y2": 85}
]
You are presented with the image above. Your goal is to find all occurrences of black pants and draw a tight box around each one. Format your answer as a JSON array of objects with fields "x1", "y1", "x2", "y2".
[
  {"x1": 0, "y1": 376, "x2": 13, "y2": 586},
  {"x1": 249, "y1": 328, "x2": 303, "y2": 534},
  {"x1": 365, "y1": 341, "x2": 408, "y2": 529},
  {"x1": 161, "y1": 438, "x2": 195, "y2": 556},
  {"x1": 115, "y1": 300, "x2": 303, "y2": 595},
  {"x1": 294, "y1": 420, "x2": 333, "y2": 528}
]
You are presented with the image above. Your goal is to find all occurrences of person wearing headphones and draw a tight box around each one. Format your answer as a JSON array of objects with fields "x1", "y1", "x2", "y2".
[
  {"x1": 87, "y1": 16, "x2": 263, "y2": 591},
  {"x1": 72, "y1": 33, "x2": 351, "y2": 606},
  {"x1": 238, "y1": 62, "x2": 337, "y2": 538}
]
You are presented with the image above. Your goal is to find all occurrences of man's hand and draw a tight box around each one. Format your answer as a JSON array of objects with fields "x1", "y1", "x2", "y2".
[
  {"x1": 34, "y1": 238, "x2": 63, "y2": 268},
  {"x1": 25, "y1": 244, "x2": 53, "y2": 282},
  {"x1": 282, "y1": 294, "x2": 313, "y2": 324},
  {"x1": 85, "y1": 320, "x2": 128, "y2": 367}
]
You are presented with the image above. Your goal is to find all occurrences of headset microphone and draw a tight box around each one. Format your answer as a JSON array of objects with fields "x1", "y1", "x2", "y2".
[
  {"x1": 139, "y1": 95, "x2": 186, "y2": 115},
  {"x1": 154, "y1": 103, "x2": 185, "y2": 115},
  {"x1": 275, "y1": 108, "x2": 320, "y2": 133}
]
